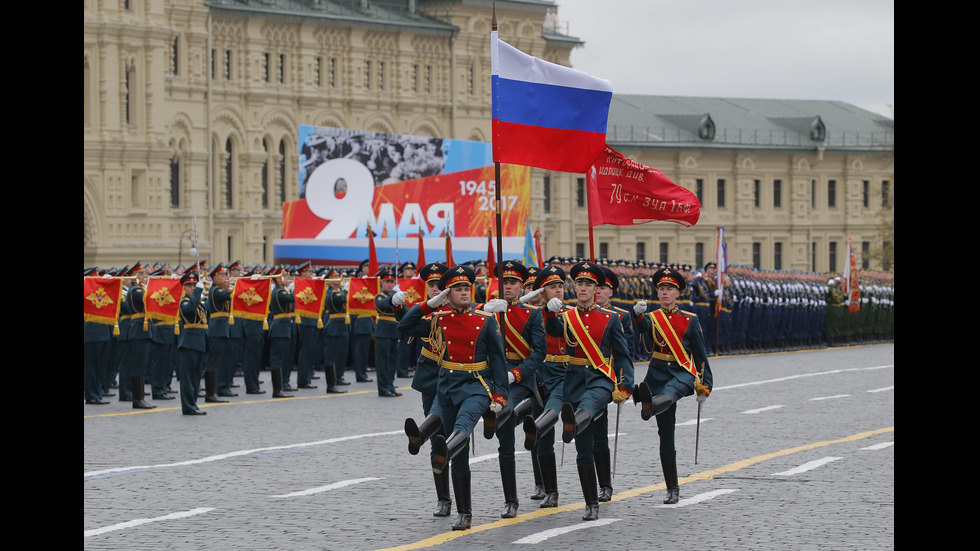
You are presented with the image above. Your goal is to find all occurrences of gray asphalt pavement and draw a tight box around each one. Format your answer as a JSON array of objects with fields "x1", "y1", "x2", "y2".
[{"x1": 84, "y1": 344, "x2": 894, "y2": 550}]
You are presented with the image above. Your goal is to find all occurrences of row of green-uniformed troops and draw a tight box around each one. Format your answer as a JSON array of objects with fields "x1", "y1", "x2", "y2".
[{"x1": 395, "y1": 259, "x2": 713, "y2": 530}]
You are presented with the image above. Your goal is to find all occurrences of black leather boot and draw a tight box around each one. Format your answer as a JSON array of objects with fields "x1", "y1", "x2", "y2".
[
  {"x1": 511, "y1": 397, "x2": 533, "y2": 426},
  {"x1": 524, "y1": 408, "x2": 558, "y2": 451},
  {"x1": 634, "y1": 382, "x2": 673, "y2": 421},
  {"x1": 577, "y1": 462, "x2": 600, "y2": 521},
  {"x1": 433, "y1": 468, "x2": 452, "y2": 517},
  {"x1": 271, "y1": 369, "x2": 292, "y2": 398},
  {"x1": 482, "y1": 406, "x2": 497, "y2": 439},
  {"x1": 530, "y1": 452, "x2": 545, "y2": 500},
  {"x1": 499, "y1": 458, "x2": 519, "y2": 518},
  {"x1": 595, "y1": 448, "x2": 613, "y2": 502},
  {"x1": 432, "y1": 430, "x2": 468, "y2": 475},
  {"x1": 132, "y1": 375, "x2": 156, "y2": 409},
  {"x1": 561, "y1": 403, "x2": 592, "y2": 444},
  {"x1": 450, "y1": 470, "x2": 472, "y2": 531},
  {"x1": 205, "y1": 370, "x2": 229, "y2": 402},
  {"x1": 538, "y1": 452, "x2": 559, "y2": 508},
  {"x1": 325, "y1": 362, "x2": 347, "y2": 394},
  {"x1": 406, "y1": 414, "x2": 442, "y2": 455},
  {"x1": 661, "y1": 450, "x2": 680, "y2": 504}
]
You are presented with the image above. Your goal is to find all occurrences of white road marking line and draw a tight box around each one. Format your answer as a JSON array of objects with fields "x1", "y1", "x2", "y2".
[
  {"x1": 867, "y1": 386, "x2": 893, "y2": 393},
  {"x1": 84, "y1": 507, "x2": 214, "y2": 537},
  {"x1": 810, "y1": 394, "x2": 851, "y2": 401},
  {"x1": 84, "y1": 430, "x2": 402, "y2": 479},
  {"x1": 772, "y1": 456, "x2": 842, "y2": 476},
  {"x1": 862, "y1": 441, "x2": 893, "y2": 450},
  {"x1": 677, "y1": 418, "x2": 712, "y2": 426},
  {"x1": 512, "y1": 517, "x2": 620, "y2": 544},
  {"x1": 715, "y1": 364, "x2": 893, "y2": 391},
  {"x1": 743, "y1": 405, "x2": 785, "y2": 414},
  {"x1": 657, "y1": 488, "x2": 739, "y2": 508},
  {"x1": 271, "y1": 477, "x2": 381, "y2": 498}
]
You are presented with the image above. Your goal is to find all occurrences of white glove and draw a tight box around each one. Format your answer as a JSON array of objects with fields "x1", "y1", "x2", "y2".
[
  {"x1": 483, "y1": 298, "x2": 508, "y2": 313},
  {"x1": 519, "y1": 287, "x2": 544, "y2": 304},
  {"x1": 287, "y1": 282, "x2": 294, "y2": 292},
  {"x1": 251, "y1": 274, "x2": 261, "y2": 280},
  {"x1": 102, "y1": 273, "x2": 113, "y2": 279},
  {"x1": 170, "y1": 272, "x2": 180, "y2": 279},
  {"x1": 633, "y1": 300, "x2": 648, "y2": 315},
  {"x1": 391, "y1": 290, "x2": 407, "y2": 307},
  {"x1": 547, "y1": 297, "x2": 563, "y2": 312},
  {"x1": 196, "y1": 279, "x2": 205, "y2": 289},
  {"x1": 489, "y1": 401, "x2": 503, "y2": 413},
  {"x1": 426, "y1": 287, "x2": 451, "y2": 309},
  {"x1": 714, "y1": 289, "x2": 723, "y2": 297},
  {"x1": 697, "y1": 393, "x2": 708, "y2": 404},
  {"x1": 508, "y1": 371, "x2": 516, "y2": 384}
]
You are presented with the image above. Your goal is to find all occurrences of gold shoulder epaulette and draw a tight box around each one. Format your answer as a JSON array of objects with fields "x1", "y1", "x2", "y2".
[
  {"x1": 680, "y1": 309, "x2": 696, "y2": 317},
  {"x1": 472, "y1": 310, "x2": 493, "y2": 317}
]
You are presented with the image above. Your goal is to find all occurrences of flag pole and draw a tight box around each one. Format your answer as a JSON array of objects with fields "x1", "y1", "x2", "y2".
[
  {"x1": 586, "y1": 176, "x2": 596, "y2": 262},
  {"x1": 492, "y1": 8, "x2": 504, "y2": 278}
]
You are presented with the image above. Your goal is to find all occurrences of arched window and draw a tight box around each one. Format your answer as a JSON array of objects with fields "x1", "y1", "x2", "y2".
[
  {"x1": 224, "y1": 138, "x2": 233, "y2": 209},
  {"x1": 170, "y1": 154, "x2": 180, "y2": 208},
  {"x1": 261, "y1": 138, "x2": 270, "y2": 209},
  {"x1": 279, "y1": 140, "x2": 287, "y2": 205}
]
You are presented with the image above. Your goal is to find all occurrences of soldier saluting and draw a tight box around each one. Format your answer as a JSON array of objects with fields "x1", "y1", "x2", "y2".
[{"x1": 398, "y1": 264, "x2": 508, "y2": 531}]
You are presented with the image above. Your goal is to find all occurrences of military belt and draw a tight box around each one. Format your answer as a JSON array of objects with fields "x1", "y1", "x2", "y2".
[
  {"x1": 329, "y1": 313, "x2": 348, "y2": 319},
  {"x1": 182, "y1": 323, "x2": 207, "y2": 329},
  {"x1": 377, "y1": 315, "x2": 397, "y2": 323},
  {"x1": 652, "y1": 351, "x2": 675, "y2": 362},
  {"x1": 421, "y1": 348, "x2": 441, "y2": 362},
  {"x1": 544, "y1": 354, "x2": 569, "y2": 363},
  {"x1": 210, "y1": 312, "x2": 230, "y2": 318},
  {"x1": 272, "y1": 313, "x2": 293, "y2": 320},
  {"x1": 442, "y1": 360, "x2": 488, "y2": 372},
  {"x1": 505, "y1": 351, "x2": 525, "y2": 361}
]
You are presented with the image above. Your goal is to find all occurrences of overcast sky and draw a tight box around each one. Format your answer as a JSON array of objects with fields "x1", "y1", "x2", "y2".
[{"x1": 553, "y1": 0, "x2": 894, "y2": 119}]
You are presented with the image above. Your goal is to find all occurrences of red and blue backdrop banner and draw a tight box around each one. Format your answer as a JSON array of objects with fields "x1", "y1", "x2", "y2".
[
  {"x1": 277, "y1": 126, "x2": 530, "y2": 267},
  {"x1": 491, "y1": 31, "x2": 613, "y2": 174}
]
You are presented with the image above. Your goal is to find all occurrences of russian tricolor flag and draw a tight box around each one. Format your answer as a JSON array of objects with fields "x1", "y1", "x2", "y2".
[{"x1": 491, "y1": 31, "x2": 613, "y2": 174}]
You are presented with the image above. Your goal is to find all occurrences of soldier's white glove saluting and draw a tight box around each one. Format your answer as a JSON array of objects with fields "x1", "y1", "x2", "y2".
[
  {"x1": 483, "y1": 298, "x2": 508, "y2": 313},
  {"x1": 547, "y1": 297, "x2": 563, "y2": 312},
  {"x1": 426, "y1": 287, "x2": 451, "y2": 309},
  {"x1": 633, "y1": 300, "x2": 648, "y2": 315},
  {"x1": 713, "y1": 289, "x2": 722, "y2": 297},
  {"x1": 519, "y1": 287, "x2": 544, "y2": 304},
  {"x1": 391, "y1": 290, "x2": 407, "y2": 307}
]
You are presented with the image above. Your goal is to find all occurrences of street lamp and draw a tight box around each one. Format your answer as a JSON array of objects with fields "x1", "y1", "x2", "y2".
[{"x1": 178, "y1": 229, "x2": 198, "y2": 267}]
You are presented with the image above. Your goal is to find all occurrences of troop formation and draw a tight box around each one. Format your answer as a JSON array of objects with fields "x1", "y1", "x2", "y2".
[{"x1": 84, "y1": 254, "x2": 891, "y2": 529}]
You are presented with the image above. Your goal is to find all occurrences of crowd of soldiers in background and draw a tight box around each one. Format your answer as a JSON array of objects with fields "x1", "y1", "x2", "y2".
[{"x1": 88, "y1": 255, "x2": 893, "y2": 373}]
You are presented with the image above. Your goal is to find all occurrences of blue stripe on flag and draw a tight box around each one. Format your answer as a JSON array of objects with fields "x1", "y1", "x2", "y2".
[{"x1": 493, "y1": 76, "x2": 612, "y2": 134}]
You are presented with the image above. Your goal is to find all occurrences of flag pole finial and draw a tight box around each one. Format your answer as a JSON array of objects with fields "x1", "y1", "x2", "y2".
[{"x1": 492, "y1": 3, "x2": 497, "y2": 30}]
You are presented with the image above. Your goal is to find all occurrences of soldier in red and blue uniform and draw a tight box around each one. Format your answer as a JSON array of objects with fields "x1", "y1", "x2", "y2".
[
  {"x1": 592, "y1": 265, "x2": 634, "y2": 503},
  {"x1": 401, "y1": 262, "x2": 453, "y2": 517},
  {"x1": 177, "y1": 271, "x2": 209, "y2": 415},
  {"x1": 542, "y1": 261, "x2": 635, "y2": 521},
  {"x1": 479, "y1": 260, "x2": 546, "y2": 519},
  {"x1": 521, "y1": 264, "x2": 569, "y2": 508},
  {"x1": 631, "y1": 267, "x2": 714, "y2": 504},
  {"x1": 398, "y1": 264, "x2": 508, "y2": 531}
]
